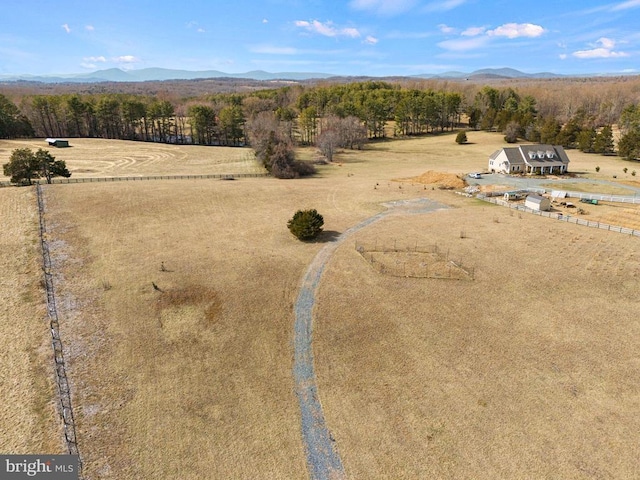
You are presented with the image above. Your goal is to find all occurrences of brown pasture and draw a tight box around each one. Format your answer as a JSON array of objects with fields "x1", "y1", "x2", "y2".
[
  {"x1": 0, "y1": 188, "x2": 62, "y2": 454},
  {"x1": 1, "y1": 132, "x2": 639, "y2": 478},
  {"x1": 0, "y1": 138, "x2": 265, "y2": 179}
]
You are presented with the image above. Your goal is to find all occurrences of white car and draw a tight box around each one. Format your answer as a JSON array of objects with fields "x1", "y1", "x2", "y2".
[{"x1": 468, "y1": 172, "x2": 482, "y2": 179}]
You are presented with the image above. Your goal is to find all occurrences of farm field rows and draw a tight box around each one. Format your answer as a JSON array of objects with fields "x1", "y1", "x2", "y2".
[
  {"x1": 1, "y1": 132, "x2": 639, "y2": 478},
  {"x1": 0, "y1": 138, "x2": 265, "y2": 179}
]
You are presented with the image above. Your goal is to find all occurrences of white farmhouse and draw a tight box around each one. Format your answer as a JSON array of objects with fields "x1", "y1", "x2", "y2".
[{"x1": 488, "y1": 145, "x2": 570, "y2": 175}]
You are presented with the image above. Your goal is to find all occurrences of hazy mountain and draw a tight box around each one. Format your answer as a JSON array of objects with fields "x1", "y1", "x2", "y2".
[
  {"x1": 414, "y1": 68, "x2": 565, "y2": 80},
  {"x1": 0, "y1": 67, "x2": 623, "y2": 84},
  {"x1": 0, "y1": 68, "x2": 336, "y2": 83}
]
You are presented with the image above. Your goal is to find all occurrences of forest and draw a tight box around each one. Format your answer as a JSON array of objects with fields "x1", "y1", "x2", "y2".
[{"x1": 1, "y1": 75, "x2": 640, "y2": 165}]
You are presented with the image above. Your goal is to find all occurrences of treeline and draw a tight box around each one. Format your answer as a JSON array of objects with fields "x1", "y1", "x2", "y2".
[{"x1": 1, "y1": 78, "x2": 640, "y2": 161}]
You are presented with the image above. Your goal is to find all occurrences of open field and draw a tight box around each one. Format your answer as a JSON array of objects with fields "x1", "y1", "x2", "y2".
[
  {"x1": 315, "y1": 208, "x2": 640, "y2": 479},
  {"x1": 1, "y1": 131, "x2": 639, "y2": 478},
  {"x1": 0, "y1": 188, "x2": 62, "y2": 454},
  {"x1": 0, "y1": 138, "x2": 265, "y2": 179}
]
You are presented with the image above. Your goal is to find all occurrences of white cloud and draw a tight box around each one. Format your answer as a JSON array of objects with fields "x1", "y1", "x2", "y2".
[
  {"x1": 114, "y1": 55, "x2": 140, "y2": 63},
  {"x1": 572, "y1": 38, "x2": 629, "y2": 58},
  {"x1": 364, "y1": 35, "x2": 378, "y2": 45},
  {"x1": 462, "y1": 27, "x2": 486, "y2": 37},
  {"x1": 350, "y1": 0, "x2": 417, "y2": 15},
  {"x1": 262, "y1": 19, "x2": 268, "y2": 24},
  {"x1": 598, "y1": 37, "x2": 615, "y2": 49},
  {"x1": 342, "y1": 27, "x2": 361, "y2": 38},
  {"x1": 559, "y1": 54, "x2": 568, "y2": 60},
  {"x1": 438, "y1": 21, "x2": 545, "y2": 55},
  {"x1": 294, "y1": 20, "x2": 361, "y2": 38},
  {"x1": 438, "y1": 24, "x2": 455, "y2": 34},
  {"x1": 487, "y1": 23, "x2": 545, "y2": 39},
  {"x1": 62, "y1": 24, "x2": 71, "y2": 34},
  {"x1": 611, "y1": 0, "x2": 640, "y2": 11},
  {"x1": 83, "y1": 56, "x2": 106, "y2": 63},
  {"x1": 424, "y1": 0, "x2": 467, "y2": 12},
  {"x1": 197, "y1": 28, "x2": 205, "y2": 33},
  {"x1": 438, "y1": 36, "x2": 490, "y2": 51},
  {"x1": 85, "y1": 25, "x2": 94, "y2": 31}
]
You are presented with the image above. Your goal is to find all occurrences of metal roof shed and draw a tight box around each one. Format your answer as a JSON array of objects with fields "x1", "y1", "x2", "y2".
[
  {"x1": 525, "y1": 194, "x2": 551, "y2": 211},
  {"x1": 45, "y1": 138, "x2": 69, "y2": 147}
]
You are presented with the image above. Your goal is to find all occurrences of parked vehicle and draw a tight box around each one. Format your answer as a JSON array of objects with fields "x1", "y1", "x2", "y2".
[{"x1": 468, "y1": 172, "x2": 482, "y2": 179}]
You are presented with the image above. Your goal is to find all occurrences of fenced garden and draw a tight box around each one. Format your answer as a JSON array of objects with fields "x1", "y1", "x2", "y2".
[{"x1": 355, "y1": 239, "x2": 475, "y2": 280}]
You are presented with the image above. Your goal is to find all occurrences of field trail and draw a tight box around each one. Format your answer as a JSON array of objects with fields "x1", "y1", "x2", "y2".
[{"x1": 294, "y1": 197, "x2": 448, "y2": 479}]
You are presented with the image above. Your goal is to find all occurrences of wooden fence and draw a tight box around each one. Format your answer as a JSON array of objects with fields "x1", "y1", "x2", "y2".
[{"x1": 0, "y1": 172, "x2": 270, "y2": 187}]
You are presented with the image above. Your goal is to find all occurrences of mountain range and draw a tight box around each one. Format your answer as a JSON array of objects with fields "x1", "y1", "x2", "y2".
[{"x1": 0, "y1": 67, "x2": 618, "y2": 84}]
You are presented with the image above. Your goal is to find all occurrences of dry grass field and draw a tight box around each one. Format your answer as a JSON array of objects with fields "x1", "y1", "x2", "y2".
[
  {"x1": 315, "y1": 208, "x2": 640, "y2": 479},
  {"x1": 0, "y1": 188, "x2": 62, "y2": 454},
  {"x1": 1, "y1": 131, "x2": 639, "y2": 478},
  {"x1": 0, "y1": 138, "x2": 265, "y2": 179}
]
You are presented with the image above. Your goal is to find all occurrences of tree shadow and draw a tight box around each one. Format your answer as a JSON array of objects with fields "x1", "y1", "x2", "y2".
[{"x1": 313, "y1": 230, "x2": 342, "y2": 243}]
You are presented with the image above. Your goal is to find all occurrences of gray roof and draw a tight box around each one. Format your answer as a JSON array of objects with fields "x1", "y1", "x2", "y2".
[
  {"x1": 495, "y1": 145, "x2": 570, "y2": 167},
  {"x1": 526, "y1": 194, "x2": 547, "y2": 204}
]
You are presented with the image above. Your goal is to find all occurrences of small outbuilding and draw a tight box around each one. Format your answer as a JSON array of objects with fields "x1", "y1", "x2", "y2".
[
  {"x1": 45, "y1": 138, "x2": 70, "y2": 148},
  {"x1": 525, "y1": 194, "x2": 551, "y2": 211}
]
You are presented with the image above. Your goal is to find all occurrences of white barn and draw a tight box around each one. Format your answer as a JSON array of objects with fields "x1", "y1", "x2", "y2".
[{"x1": 489, "y1": 145, "x2": 570, "y2": 175}]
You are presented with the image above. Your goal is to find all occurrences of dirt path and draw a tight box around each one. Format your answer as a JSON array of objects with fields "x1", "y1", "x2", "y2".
[{"x1": 293, "y1": 198, "x2": 448, "y2": 479}]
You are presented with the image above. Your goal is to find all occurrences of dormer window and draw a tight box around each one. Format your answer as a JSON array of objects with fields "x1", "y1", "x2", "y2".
[
  {"x1": 537, "y1": 151, "x2": 545, "y2": 159},
  {"x1": 528, "y1": 151, "x2": 536, "y2": 159},
  {"x1": 546, "y1": 150, "x2": 555, "y2": 158}
]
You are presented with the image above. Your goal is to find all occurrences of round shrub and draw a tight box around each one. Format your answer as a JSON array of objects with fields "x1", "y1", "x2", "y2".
[
  {"x1": 455, "y1": 131, "x2": 467, "y2": 144},
  {"x1": 287, "y1": 209, "x2": 324, "y2": 241}
]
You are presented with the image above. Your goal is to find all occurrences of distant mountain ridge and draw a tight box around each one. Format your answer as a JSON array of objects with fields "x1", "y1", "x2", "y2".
[
  {"x1": 0, "y1": 67, "x2": 336, "y2": 83},
  {"x1": 414, "y1": 67, "x2": 564, "y2": 79},
  {"x1": 0, "y1": 67, "x2": 626, "y2": 84}
]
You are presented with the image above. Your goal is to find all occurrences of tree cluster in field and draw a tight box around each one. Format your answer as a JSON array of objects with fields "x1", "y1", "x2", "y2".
[
  {"x1": 1, "y1": 77, "x2": 640, "y2": 164},
  {"x1": 245, "y1": 111, "x2": 316, "y2": 178},
  {"x1": 2, "y1": 148, "x2": 71, "y2": 185}
]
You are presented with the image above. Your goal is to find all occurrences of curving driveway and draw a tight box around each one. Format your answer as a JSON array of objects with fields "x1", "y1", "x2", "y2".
[{"x1": 293, "y1": 198, "x2": 448, "y2": 480}]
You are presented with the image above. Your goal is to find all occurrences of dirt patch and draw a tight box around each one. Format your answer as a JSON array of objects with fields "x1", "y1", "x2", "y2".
[
  {"x1": 398, "y1": 170, "x2": 466, "y2": 189},
  {"x1": 155, "y1": 286, "x2": 222, "y2": 342}
]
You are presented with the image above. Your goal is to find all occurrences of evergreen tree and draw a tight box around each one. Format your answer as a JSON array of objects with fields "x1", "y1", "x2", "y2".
[{"x1": 287, "y1": 209, "x2": 324, "y2": 241}]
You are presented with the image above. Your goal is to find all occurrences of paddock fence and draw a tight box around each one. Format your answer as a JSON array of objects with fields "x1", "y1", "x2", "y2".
[
  {"x1": 0, "y1": 172, "x2": 270, "y2": 187},
  {"x1": 36, "y1": 184, "x2": 83, "y2": 478},
  {"x1": 355, "y1": 239, "x2": 475, "y2": 280},
  {"x1": 478, "y1": 194, "x2": 640, "y2": 237}
]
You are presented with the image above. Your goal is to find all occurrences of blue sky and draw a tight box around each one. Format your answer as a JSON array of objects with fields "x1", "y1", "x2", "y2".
[{"x1": 1, "y1": 0, "x2": 639, "y2": 76}]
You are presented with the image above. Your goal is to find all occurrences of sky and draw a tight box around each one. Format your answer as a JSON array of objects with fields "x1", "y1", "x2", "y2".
[{"x1": 1, "y1": 0, "x2": 639, "y2": 77}]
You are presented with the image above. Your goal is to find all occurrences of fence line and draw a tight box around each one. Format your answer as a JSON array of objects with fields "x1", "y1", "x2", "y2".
[
  {"x1": 478, "y1": 194, "x2": 640, "y2": 237},
  {"x1": 555, "y1": 190, "x2": 640, "y2": 204},
  {"x1": 0, "y1": 172, "x2": 270, "y2": 187},
  {"x1": 355, "y1": 240, "x2": 474, "y2": 280},
  {"x1": 36, "y1": 184, "x2": 83, "y2": 477},
  {"x1": 482, "y1": 187, "x2": 640, "y2": 204}
]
